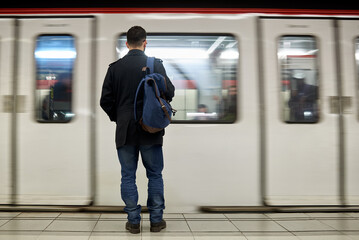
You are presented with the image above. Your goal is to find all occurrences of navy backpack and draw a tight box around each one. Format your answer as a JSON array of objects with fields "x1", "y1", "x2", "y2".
[{"x1": 134, "y1": 57, "x2": 175, "y2": 133}]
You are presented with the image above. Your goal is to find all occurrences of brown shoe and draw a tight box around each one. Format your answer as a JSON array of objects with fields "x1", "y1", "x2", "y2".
[
  {"x1": 150, "y1": 220, "x2": 166, "y2": 232},
  {"x1": 126, "y1": 222, "x2": 140, "y2": 234}
]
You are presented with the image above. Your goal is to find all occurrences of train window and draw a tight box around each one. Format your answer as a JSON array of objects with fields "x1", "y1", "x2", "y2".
[
  {"x1": 278, "y1": 36, "x2": 319, "y2": 123},
  {"x1": 35, "y1": 35, "x2": 76, "y2": 123},
  {"x1": 117, "y1": 34, "x2": 238, "y2": 123}
]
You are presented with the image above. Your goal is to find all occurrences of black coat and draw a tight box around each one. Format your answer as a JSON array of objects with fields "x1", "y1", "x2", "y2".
[{"x1": 100, "y1": 49, "x2": 175, "y2": 148}]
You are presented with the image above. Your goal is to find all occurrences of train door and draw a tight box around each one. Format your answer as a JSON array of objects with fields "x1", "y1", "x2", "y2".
[
  {"x1": 339, "y1": 20, "x2": 359, "y2": 205},
  {"x1": 15, "y1": 18, "x2": 93, "y2": 204},
  {"x1": 0, "y1": 19, "x2": 14, "y2": 204},
  {"x1": 261, "y1": 18, "x2": 340, "y2": 205},
  {"x1": 97, "y1": 15, "x2": 260, "y2": 209}
]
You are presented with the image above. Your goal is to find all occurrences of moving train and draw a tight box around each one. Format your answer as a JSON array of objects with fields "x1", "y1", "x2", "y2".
[{"x1": 1, "y1": 8, "x2": 359, "y2": 212}]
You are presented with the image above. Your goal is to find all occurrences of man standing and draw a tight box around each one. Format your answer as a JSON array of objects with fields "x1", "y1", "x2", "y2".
[
  {"x1": 288, "y1": 73, "x2": 318, "y2": 122},
  {"x1": 100, "y1": 26, "x2": 175, "y2": 234}
]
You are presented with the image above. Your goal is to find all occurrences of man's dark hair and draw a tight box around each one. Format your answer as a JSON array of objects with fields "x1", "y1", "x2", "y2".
[{"x1": 126, "y1": 26, "x2": 147, "y2": 47}]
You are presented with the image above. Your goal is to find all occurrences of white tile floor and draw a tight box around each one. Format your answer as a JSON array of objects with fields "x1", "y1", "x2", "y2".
[{"x1": 0, "y1": 212, "x2": 359, "y2": 239}]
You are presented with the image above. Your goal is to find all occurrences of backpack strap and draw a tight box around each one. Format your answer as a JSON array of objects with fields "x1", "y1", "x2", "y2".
[
  {"x1": 148, "y1": 78, "x2": 171, "y2": 121},
  {"x1": 146, "y1": 57, "x2": 155, "y2": 74},
  {"x1": 134, "y1": 78, "x2": 146, "y2": 121},
  {"x1": 135, "y1": 58, "x2": 155, "y2": 121}
]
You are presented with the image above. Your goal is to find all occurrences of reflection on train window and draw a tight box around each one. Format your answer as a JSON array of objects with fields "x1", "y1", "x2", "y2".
[
  {"x1": 35, "y1": 35, "x2": 76, "y2": 123},
  {"x1": 117, "y1": 34, "x2": 238, "y2": 122},
  {"x1": 278, "y1": 36, "x2": 319, "y2": 123}
]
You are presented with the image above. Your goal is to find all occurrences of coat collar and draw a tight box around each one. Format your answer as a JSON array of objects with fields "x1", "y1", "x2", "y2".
[{"x1": 127, "y1": 49, "x2": 146, "y2": 56}]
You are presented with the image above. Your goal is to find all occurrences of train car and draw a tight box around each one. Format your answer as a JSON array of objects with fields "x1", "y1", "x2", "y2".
[{"x1": 0, "y1": 7, "x2": 359, "y2": 212}]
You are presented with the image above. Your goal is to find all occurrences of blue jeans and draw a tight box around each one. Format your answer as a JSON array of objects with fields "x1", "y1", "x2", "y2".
[{"x1": 117, "y1": 145, "x2": 165, "y2": 224}]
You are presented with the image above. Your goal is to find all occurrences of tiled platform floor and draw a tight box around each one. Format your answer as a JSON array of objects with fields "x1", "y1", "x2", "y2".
[{"x1": 1, "y1": 212, "x2": 359, "y2": 239}]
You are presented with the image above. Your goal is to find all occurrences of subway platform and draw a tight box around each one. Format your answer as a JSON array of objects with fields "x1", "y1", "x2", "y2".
[{"x1": 1, "y1": 212, "x2": 359, "y2": 239}]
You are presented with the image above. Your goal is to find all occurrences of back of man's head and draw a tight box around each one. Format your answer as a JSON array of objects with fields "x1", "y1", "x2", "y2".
[{"x1": 127, "y1": 26, "x2": 147, "y2": 48}]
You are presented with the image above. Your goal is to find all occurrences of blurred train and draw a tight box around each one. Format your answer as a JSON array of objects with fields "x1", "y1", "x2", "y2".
[{"x1": 1, "y1": 8, "x2": 359, "y2": 212}]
